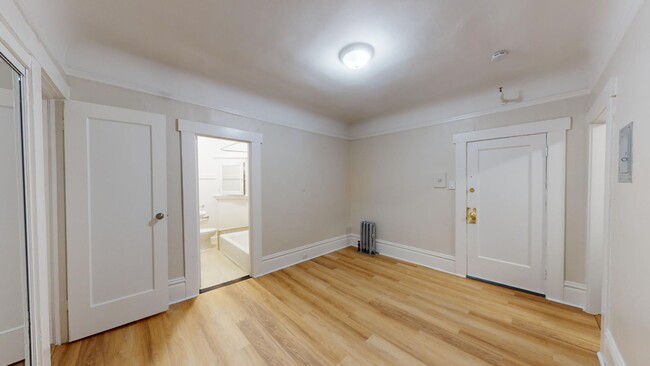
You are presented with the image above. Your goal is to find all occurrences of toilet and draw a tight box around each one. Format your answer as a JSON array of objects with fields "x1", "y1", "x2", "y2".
[{"x1": 199, "y1": 211, "x2": 218, "y2": 250}]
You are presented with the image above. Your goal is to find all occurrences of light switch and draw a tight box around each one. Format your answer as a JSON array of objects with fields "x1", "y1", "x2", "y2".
[
  {"x1": 448, "y1": 180, "x2": 456, "y2": 190},
  {"x1": 433, "y1": 172, "x2": 446, "y2": 188}
]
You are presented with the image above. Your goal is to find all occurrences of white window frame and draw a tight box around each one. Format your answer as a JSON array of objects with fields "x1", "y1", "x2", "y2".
[
  {"x1": 453, "y1": 117, "x2": 571, "y2": 304},
  {"x1": 177, "y1": 119, "x2": 263, "y2": 299}
]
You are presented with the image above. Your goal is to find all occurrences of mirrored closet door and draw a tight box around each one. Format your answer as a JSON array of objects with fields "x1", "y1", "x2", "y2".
[{"x1": 0, "y1": 53, "x2": 30, "y2": 365}]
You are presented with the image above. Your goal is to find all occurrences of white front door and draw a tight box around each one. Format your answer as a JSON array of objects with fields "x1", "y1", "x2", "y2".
[
  {"x1": 467, "y1": 134, "x2": 546, "y2": 294},
  {"x1": 0, "y1": 86, "x2": 28, "y2": 365},
  {"x1": 65, "y1": 100, "x2": 168, "y2": 341}
]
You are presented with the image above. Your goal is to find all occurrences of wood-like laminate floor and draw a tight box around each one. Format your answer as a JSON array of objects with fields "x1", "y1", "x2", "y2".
[{"x1": 52, "y1": 247, "x2": 600, "y2": 365}]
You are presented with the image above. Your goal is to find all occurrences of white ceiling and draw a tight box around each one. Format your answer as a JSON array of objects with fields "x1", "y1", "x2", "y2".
[{"x1": 16, "y1": 0, "x2": 643, "y2": 124}]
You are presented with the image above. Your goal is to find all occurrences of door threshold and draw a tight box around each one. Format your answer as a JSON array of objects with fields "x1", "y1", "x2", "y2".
[
  {"x1": 467, "y1": 275, "x2": 544, "y2": 297},
  {"x1": 199, "y1": 275, "x2": 250, "y2": 294}
]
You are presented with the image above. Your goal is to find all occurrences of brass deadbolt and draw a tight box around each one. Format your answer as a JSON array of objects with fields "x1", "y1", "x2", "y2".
[{"x1": 466, "y1": 207, "x2": 477, "y2": 224}]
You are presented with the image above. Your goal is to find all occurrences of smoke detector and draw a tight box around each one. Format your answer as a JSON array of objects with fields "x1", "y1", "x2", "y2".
[{"x1": 490, "y1": 50, "x2": 510, "y2": 62}]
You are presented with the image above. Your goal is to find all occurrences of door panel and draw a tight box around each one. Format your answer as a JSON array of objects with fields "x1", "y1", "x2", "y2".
[
  {"x1": 467, "y1": 134, "x2": 546, "y2": 294},
  {"x1": 0, "y1": 85, "x2": 27, "y2": 365},
  {"x1": 0, "y1": 71, "x2": 28, "y2": 365},
  {"x1": 65, "y1": 100, "x2": 168, "y2": 341}
]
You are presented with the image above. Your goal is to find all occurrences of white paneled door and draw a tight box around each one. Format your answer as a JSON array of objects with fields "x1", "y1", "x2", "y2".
[
  {"x1": 466, "y1": 134, "x2": 546, "y2": 294},
  {"x1": 65, "y1": 101, "x2": 168, "y2": 341}
]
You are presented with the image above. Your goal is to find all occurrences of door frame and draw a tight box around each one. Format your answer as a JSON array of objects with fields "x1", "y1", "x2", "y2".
[
  {"x1": 585, "y1": 78, "x2": 616, "y2": 316},
  {"x1": 177, "y1": 119, "x2": 263, "y2": 300},
  {"x1": 0, "y1": 21, "x2": 67, "y2": 366},
  {"x1": 453, "y1": 117, "x2": 571, "y2": 303}
]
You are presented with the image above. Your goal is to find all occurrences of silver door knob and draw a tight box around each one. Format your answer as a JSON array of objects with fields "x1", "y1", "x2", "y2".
[{"x1": 155, "y1": 213, "x2": 165, "y2": 220}]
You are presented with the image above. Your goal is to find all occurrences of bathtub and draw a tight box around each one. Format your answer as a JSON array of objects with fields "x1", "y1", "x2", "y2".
[{"x1": 219, "y1": 230, "x2": 250, "y2": 273}]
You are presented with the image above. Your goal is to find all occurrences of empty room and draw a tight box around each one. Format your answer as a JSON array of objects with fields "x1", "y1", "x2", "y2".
[{"x1": 1, "y1": 0, "x2": 649, "y2": 365}]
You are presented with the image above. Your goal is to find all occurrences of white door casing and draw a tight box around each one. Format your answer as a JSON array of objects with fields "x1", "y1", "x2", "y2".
[
  {"x1": 177, "y1": 119, "x2": 263, "y2": 300},
  {"x1": 64, "y1": 100, "x2": 168, "y2": 341},
  {"x1": 466, "y1": 134, "x2": 547, "y2": 294},
  {"x1": 585, "y1": 78, "x2": 617, "y2": 316}
]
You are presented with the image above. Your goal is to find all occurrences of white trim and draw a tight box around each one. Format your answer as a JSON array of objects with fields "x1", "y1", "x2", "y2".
[
  {"x1": 23, "y1": 57, "x2": 51, "y2": 365},
  {"x1": 587, "y1": 79, "x2": 617, "y2": 124},
  {"x1": 44, "y1": 99, "x2": 62, "y2": 345},
  {"x1": 562, "y1": 281, "x2": 587, "y2": 309},
  {"x1": 168, "y1": 278, "x2": 192, "y2": 305},
  {"x1": 453, "y1": 117, "x2": 571, "y2": 143},
  {"x1": 545, "y1": 128, "x2": 568, "y2": 302},
  {"x1": 585, "y1": 78, "x2": 617, "y2": 315},
  {"x1": 598, "y1": 352, "x2": 606, "y2": 366},
  {"x1": 602, "y1": 330, "x2": 627, "y2": 366},
  {"x1": 454, "y1": 118, "x2": 571, "y2": 304},
  {"x1": 347, "y1": 235, "x2": 457, "y2": 276},
  {"x1": 351, "y1": 89, "x2": 588, "y2": 140},
  {"x1": 257, "y1": 235, "x2": 349, "y2": 277},
  {"x1": 69, "y1": 68, "x2": 349, "y2": 140},
  {"x1": 178, "y1": 119, "x2": 263, "y2": 143},
  {"x1": 178, "y1": 119, "x2": 263, "y2": 299}
]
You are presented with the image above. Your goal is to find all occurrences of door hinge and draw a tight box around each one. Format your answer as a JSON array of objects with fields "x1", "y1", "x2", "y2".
[
  {"x1": 544, "y1": 269, "x2": 548, "y2": 280},
  {"x1": 545, "y1": 146, "x2": 549, "y2": 157}
]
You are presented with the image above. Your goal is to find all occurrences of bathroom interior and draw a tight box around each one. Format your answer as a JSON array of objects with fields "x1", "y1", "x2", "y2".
[{"x1": 197, "y1": 136, "x2": 250, "y2": 291}]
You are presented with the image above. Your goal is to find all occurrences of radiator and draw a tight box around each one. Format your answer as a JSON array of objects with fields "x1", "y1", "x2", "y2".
[{"x1": 358, "y1": 221, "x2": 377, "y2": 255}]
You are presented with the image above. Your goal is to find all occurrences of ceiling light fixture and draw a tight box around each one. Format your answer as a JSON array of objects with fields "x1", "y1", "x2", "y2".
[{"x1": 339, "y1": 43, "x2": 375, "y2": 69}]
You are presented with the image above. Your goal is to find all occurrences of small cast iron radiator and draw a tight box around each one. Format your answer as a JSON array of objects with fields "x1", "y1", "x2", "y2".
[{"x1": 358, "y1": 221, "x2": 377, "y2": 255}]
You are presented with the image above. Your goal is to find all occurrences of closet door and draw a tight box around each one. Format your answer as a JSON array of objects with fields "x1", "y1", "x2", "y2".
[
  {"x1": 65, "y1": 101, "x2": 168, "y2": 341},
  {"x1": 0, "y1": 64, "x2": 28, "y2": 365}
]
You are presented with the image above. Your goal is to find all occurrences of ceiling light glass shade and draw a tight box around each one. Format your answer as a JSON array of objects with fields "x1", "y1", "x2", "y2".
[{"x1": 339, "y1": 43, "x2": 374, "y2": 69}]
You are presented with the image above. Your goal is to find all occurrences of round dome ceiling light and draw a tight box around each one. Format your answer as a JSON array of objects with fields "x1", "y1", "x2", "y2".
[{"x1": 339, "y1": 43, "x2": 375, "y2": 69}]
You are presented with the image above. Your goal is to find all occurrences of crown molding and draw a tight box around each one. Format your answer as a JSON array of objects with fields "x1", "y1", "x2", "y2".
[
  {"x1": 349, "y1": 88, "x2": 590, "y2": 140},
  {"x1": 65, "y1": 64, "x2": 351, "y2": 140}
]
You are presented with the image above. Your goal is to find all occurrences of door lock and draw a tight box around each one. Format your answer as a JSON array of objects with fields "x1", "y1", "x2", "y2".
[
  {"x1": 155, "y1": 213, "x2": 165, "y2": 220},
  {"x1": 466, "y1": 208, "x2": 477, "y2": 224}
]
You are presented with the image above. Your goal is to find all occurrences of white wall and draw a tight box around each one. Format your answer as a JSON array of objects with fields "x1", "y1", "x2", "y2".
[
  {"x1": 350, "y1": 95, "x2": 590, "y2": 284},
  {"x1": 67, "y1": 76, "x2": 350, "y2": 279},
  {"x1": 197, "y1": 136, "x2": 248, "y2": 230},
  {"x1": 592, "y1": 2, "x2": 650, "y2": 364}
]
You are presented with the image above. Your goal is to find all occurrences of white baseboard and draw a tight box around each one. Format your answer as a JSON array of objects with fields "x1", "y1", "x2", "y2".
[
  {"x1": 347, "y1": 234, "x2": 457, "y2": 275},
  {"x1": 257, "y1": 235, "x2": 349, "y2": 276},
  {"x1": 602, "y1": 329, "x2": 627, "y2": 366},
  {"x1": 562, "y1": 281, "x2": 587, "y2": 309},
  {"x1": 168, "y1": 277, "x2": 192, "y2": 305}
]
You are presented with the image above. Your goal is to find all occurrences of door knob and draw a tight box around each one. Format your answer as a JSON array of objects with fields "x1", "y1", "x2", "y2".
[
  {"x1": 155, "y1": 213, "x2": 165, "y2": 220},
  {"x1": 466, "y1": 208, "x2": 477, "y2": 224}
]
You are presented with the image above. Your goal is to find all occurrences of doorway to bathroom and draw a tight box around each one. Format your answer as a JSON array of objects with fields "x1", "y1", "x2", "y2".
[
  {"x1": 178, "y1": 119, "x2": 262, "y2": 299},
  {"x1": 197, "y1": 136, "x2": 251, "y2": 291}
]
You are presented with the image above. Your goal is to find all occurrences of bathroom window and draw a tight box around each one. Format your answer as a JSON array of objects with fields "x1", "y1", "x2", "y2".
[{"x1": 221, "y1": 162, "x2": 246, "y2": 195}]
